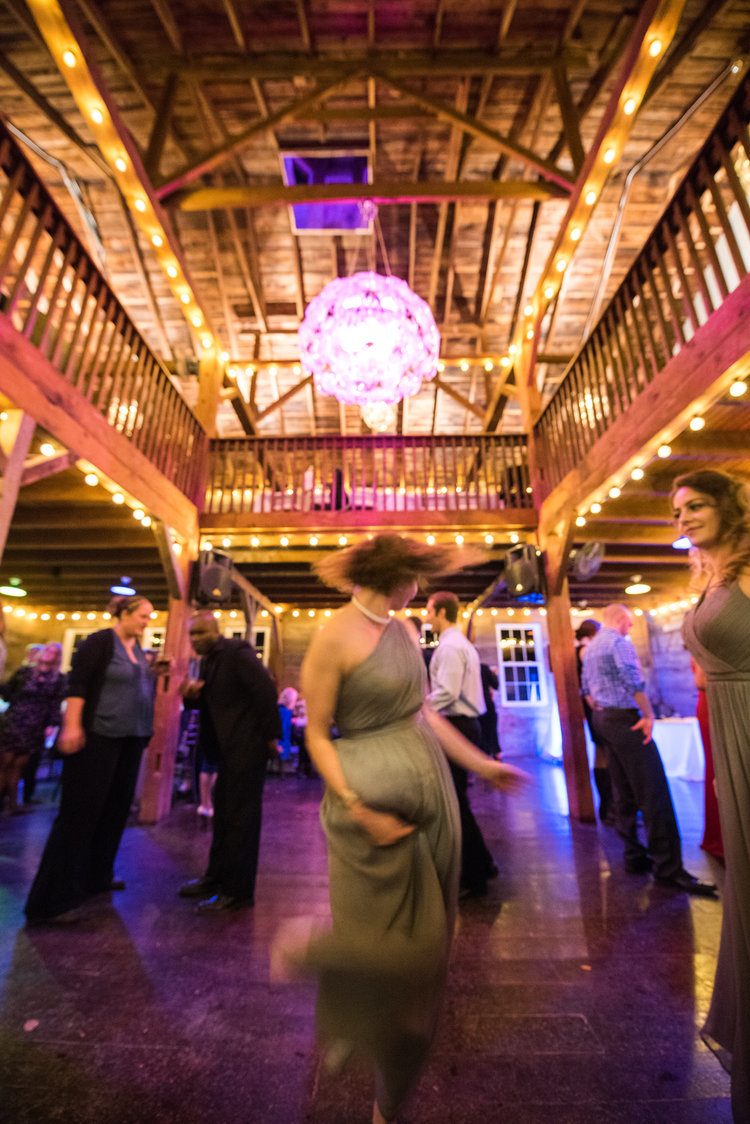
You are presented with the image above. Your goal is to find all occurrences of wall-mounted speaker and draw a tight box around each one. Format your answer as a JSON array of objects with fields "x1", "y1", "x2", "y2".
[
  {"x1": 192, "y1": 549, "x2": 234, "y2": 605},
  {"x1": 503, "y1": 544, "x2": 545, "y2": 603}
]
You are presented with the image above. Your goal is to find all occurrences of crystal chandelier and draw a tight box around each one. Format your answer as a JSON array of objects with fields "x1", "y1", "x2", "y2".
[{"x1": 297, "y1": 271, "x2": 440, "y2": 407}]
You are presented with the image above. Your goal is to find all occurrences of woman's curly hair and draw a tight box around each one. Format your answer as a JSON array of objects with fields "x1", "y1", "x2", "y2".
[
  {"x1": 313, "y1": 533, "x2": 484, "y2": 596},
  {"x1": 671, "y1": 469, "x2": 750, "y2": 586}
]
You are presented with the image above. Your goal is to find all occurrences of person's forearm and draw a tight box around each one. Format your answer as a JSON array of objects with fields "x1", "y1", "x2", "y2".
[
  {"x1": 422, "y1": 706, "x2": 494, "y2": 776},
  {"x1": 633, "y1": 690, "x2": 654, "y2": 720},
  {"x1": 306, "y1": 729, "x2": 360, "y2": 804},
  {"x1": 62, "y1": 697, "x2": 85, "y2": 729}
]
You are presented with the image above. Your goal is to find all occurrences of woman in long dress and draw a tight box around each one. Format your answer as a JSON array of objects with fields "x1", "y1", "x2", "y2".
[
  {"x1": 273, "y1": 534, "x2": 528, "y2": 1124},
  {"x1": 672, "y1": 469, "x2": 750, "y2": 1121}
]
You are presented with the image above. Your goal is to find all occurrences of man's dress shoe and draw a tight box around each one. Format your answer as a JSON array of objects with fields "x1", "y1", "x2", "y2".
[
  {"x1": 654, "y1": 870, "x2": 718, "y2": 897},
  {"x1": 195, "y1": 893, "x2": 254, "y2": 914},
  {"x1": 178, "y1": 877, "x2": 219, "y2": 899},
  {"x1": 88, "y1": 878, "x2": 126, "y2": 893}
]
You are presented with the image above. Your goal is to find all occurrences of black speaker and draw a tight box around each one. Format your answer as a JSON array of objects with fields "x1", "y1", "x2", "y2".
[
  {"x1": 193, "y1": 549, "x2": 234, "y2": 605},
  {"x1": 503, "y1": 544, "x2": 545, "y2": 603}
]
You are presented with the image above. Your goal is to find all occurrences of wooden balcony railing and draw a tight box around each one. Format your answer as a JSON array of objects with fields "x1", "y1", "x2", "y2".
[
  {"x1": 535, "y1": 73, "x2": 750, "y2": 493},
  {"x1": 0, "y1": 120, "x2": 206, "y2": 502},
  {"x1": 206, "y1": 435, "x2": 532, "y2": 516}
]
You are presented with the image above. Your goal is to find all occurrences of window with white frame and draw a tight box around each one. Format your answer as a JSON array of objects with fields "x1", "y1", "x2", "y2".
[
  {"x1": 223, "y1": 625, "x2": 270, "y2": 665},
  {"x1": 495, "y1": 623, "x2": 547, "y2": 706}
]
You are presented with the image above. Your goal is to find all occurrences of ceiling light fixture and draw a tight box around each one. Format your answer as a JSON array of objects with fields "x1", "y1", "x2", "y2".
[{"x1": 298, "y1": 272, "x2": 439, "y2": 408}]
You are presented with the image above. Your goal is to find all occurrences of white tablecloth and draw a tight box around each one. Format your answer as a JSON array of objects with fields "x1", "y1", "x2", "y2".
[{"x1": 653, "y1": 717, "x2": 705, "y2": 781}]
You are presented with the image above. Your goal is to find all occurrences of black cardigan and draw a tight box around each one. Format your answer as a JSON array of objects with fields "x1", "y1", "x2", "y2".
[{"x1": 65, "y1": 628, "x2": 117, "y2": 733}]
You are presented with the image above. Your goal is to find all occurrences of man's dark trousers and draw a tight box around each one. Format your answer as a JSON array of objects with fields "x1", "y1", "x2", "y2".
[
  {"x1": 593, "y1": 707, "x2": 683, "y2": 879},
  {"x1": 446, "y1": 714, "x2": 496, "y2": 892},
  {"x1": 206, "y1": 757, "x2": 268, "y2": 902}
]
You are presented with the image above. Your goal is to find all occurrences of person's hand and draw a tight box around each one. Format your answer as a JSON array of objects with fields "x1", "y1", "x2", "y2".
[
  {"x1": 631, "y1": 716, "x2": 653, "y2": 744},
  {"x1": 349, "y1": 803, "x2": 416, "y2": 847},
  {"x1": 153, "y1": 656, "x2": 173, "y2": 676},
  {"x1": 478, "y1": 758, "x2": 532, "y2": 794},
  {"x1": 178, "y1": 678, "x2": 204, "y2": 698},
  {"x1": 58, "y1": 725, "x2": 85, "y2": 755}
]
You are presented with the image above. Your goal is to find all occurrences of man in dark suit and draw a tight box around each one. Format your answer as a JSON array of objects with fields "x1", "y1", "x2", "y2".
[{"x1": 178, "y1": 612, "x2": 282, "y2": 912}]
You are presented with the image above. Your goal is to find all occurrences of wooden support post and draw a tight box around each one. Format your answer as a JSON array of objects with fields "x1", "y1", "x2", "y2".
[
  {"x1": 139, "y1": 519, "x2": 198, "y2": 823},
  {"x1": 194, "y1": 355, "x2": 224, "y2": 437},
  {"x1": 545, "y1": 583, "x2": 596, "y2": 823},
  {"x1": 0, "y1": 411, "x2": 36, "y2": 561},
  {"x1": 540, "y1": 507, "x2": 595, "y2": 822},
  {"x1": 139, "y1": 596, "x2": 192, "y2": 823}
]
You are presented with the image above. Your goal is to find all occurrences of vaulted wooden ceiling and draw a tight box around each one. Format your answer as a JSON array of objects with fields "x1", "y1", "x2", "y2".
[{"x1": 0, "y1": 0, "x2": 749, "y2": 610}]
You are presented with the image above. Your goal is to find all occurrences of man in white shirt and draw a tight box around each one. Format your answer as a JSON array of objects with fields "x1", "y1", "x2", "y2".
[{"x1": 425, "y1": 591, "x2": 498, "y2": 898}]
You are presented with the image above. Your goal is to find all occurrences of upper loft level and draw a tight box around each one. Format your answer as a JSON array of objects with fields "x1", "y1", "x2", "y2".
[{"x1": 0, "y1": 51, "x2": 748, "y2": 609}]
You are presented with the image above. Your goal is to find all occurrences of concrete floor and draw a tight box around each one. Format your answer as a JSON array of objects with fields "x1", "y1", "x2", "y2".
[{"x1": 0, "y1": 755, "x2": 731, "y2": 1123}]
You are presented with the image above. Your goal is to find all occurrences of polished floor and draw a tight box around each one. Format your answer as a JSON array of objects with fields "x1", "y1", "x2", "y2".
[{"x1": 0, "y1": 754, "x2": 731, "y2": 1123}]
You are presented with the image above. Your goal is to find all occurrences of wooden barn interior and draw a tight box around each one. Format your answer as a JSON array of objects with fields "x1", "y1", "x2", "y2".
[
  {"x1": 0, "y1": 0, "x2": 749, "y2": 822},
  {"x1": 2, "y1": 4, "x2": 750, "y2": 1122}
]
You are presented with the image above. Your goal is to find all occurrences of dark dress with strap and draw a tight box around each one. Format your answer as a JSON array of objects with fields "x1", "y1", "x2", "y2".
[{"x1": 682, "y1": 582, "x2": 750, "y2": 1120}]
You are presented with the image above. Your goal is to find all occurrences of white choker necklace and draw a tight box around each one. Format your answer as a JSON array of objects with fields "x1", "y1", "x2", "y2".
[{"x1": 351, "y1": 594, "x2": 391, "y2": 625}]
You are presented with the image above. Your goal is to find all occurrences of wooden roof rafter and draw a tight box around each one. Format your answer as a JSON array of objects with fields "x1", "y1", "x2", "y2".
[
  {"x1": 163, "y1": 47, "x2": 591, "y2": 84},
  {"x1": 510, "y1": 0, "x2": 689, "y2": 426},
  {"x1": 25, "y1": 0, "x2": 220, "y2": 356},
  {"x1": 155, "y1": 70, "x2": 365, "y2": 201},
  {"x1": 370, "y1": 70, "x2": 576, "y2": 194},
  {"x1": 172, "y1": 179, "x2": 565, "y2": 212}
]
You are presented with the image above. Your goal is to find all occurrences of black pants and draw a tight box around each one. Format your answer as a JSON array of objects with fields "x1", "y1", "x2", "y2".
[
  {"x1": 25, "y1": 732, "x2": 147, "y2": 920},
  {"x1": 205, "y1": 759, "x2": 267, "y2": 901},
  {"x1": 592, "y1": 708, "x2": 683, "y2": 879},
  {"x1": 446, "y1": 715, "x2": 496, "y2": 891},
  {"x1": 21, "y1": 739, "x2": 45, "y2": 803}
]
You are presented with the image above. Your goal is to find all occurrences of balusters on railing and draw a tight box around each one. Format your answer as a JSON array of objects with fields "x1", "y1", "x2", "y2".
[
  {"x1": 0, "y1": 119, "x2": 206, "y2": 503},
  {"x1": 535, "y1": 74, "x2": 750, "y2": 492},
  {"x1": 204, "y1": 436, "x2": 532, "y2": 516}
]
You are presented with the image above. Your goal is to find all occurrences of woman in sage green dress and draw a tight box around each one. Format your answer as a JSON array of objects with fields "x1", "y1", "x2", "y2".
[
  {"x1": 672, "y1": 469, "x2": 750, "y2": 1123},
  {"x1": 274, "y1": 534, "x2": 528, "y2": 1124}
]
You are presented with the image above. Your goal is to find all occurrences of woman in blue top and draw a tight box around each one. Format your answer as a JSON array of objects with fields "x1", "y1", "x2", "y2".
[{"x1": 25, "y1": 595, "x2": 157, "y2": 924}]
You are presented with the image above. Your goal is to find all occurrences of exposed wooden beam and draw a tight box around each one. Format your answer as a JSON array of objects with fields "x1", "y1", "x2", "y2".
[
  {"x1": 20, "y1": 450, "x2": 77, "y2": 486},
  {"x1": 515, "y1": 0, "x2": 688, "y2": 407},
  {"x1": 221, "y1": 0, "x2": 246, "y2": 50},
  {"x1": 0, "y1": 50, "x2": 112, "y2": 179},
  {"x1": 373, "y1": 71, "x2": 576, "y2": 193},
  {"x1": 255, "y1": 376, "x2": 314, "y2": 423},
  {"x1": 173, "y1": 178, "x2": 564, "y2": 211},
  {"x1": 153, "y1": 519, "x2": 188, "y2": 600},
  {"x1": 28, "y1": 0, "x2": 216, "y2": 356},
  {"x1": 144, "y1": 73, "x2": 180, "y2": 180},
  {"x1": 156, "y1": 47, "x2": 589, "y2": 83},
  {"x1": 552, "y1": 58, "x2": 585, "y2": 174},
  {"x1": 73, "y1": 0, "x2": 157, "y2": 116},
  {"x1": 432, "y1": 376, "x2": 488, "y2": 421},
  {"x1": 149, "y1": 0, "x2": 182, "y2": 54},
  {"x1": 156, "y1": 71, "x2": 363, "y2": 200},
  {"x1": 111, "y1": 188, "x2": 174, "y2": 360},
  {"x1": 0, "y1": 411, "x2": 36, "y2": 561},
  {"x1": 294, "y1": 0, "x2": 312, "y2": 51},
  {"x1": 0, "y1": 317, "x2": 199, "y2": 541}
]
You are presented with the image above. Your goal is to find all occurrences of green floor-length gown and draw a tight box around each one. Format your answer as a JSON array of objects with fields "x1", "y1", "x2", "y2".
[
  {"x1": 683, "y1": 582, "x2": 750, "y2": 1122},
  {"x1": 303, "y1": 619, "x2": 460, "y2": 1119}
]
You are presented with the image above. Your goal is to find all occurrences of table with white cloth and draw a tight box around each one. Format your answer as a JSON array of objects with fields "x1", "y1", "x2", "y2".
[{"x1": 652, "y1": 717, "x2": 705, "y2": 780}]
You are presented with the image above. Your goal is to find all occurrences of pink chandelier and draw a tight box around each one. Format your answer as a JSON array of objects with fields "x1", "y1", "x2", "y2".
[{"x1": 298, "y1": 271, "x2": 440, "y2": 408}]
